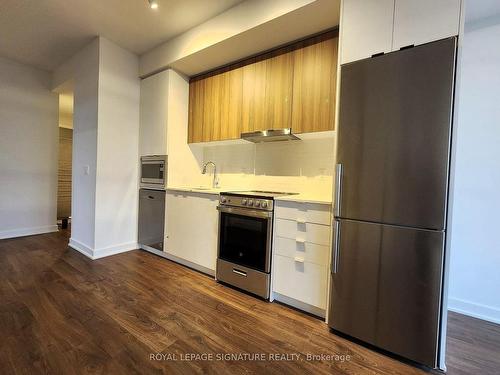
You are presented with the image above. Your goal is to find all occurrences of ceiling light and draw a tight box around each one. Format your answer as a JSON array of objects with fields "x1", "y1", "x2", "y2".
[{"x1": 148, "y1": 0, "x2": 158, "y2": 9}]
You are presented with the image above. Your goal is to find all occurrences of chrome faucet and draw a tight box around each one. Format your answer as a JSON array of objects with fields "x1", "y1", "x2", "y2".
[{"x1": 202, "y1": 161, "x2": 218, "y2": 188}]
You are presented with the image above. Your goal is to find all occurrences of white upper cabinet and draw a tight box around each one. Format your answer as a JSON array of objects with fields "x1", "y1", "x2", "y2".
[
  {"x1": 340, "y1": 0, "x2": 395, "y2": 65},
  {"x1": 393, "y1": 0, "x2": 462, "y2": 50},
  {"x1": 139, "y1": 70, "x2": 169, "y2": 156},
  {"x1": 340, "y1": 0, "x2": 462, "y2": 65}
]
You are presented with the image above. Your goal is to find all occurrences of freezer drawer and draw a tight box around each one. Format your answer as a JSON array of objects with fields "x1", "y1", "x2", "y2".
[
  {"x1": 138, "y1": 189, "x2": 165, "y2": 251},
  {"x1": 336, "y1": 38, "x2": 456, "y2": 230},
  {"x1": 328, "y1": 219, "x2": 445, "y2": 367}
]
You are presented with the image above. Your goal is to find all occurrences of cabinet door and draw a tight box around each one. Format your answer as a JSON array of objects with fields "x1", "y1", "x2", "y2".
[
  {"x1": 201, "y1": 72, "x2": 223, "y2": 142},
  {"x1": 140, "y1": 71, "x2": 168, "y2": 154},
  {"x1": 188, "y1": 77, "x2": 204, "y2": 143},
  {"x1": 242, "y1": 49, "x2": 293, "y2": 133},
  {"x1": 340, "y1": 0, "x2": 395, "y2": 65},
  {"x1": 165, "y1": 192, "x2": 218, "y2": 271},
  {"x1": 219, "y1": 65, "x2": 243, "y2": 140},
  {"x1": 292, "y1": 33, "x2": 338, "y2": 133},
  {"x1": 393, "y1": 0, "x2": 461, "y2": 50},
  {"x1": 264, "y1": 47, "x2": 294, "y2": 130},
  {"x1": 241, "y1": 57, "x2": 267, "y2": 133}
]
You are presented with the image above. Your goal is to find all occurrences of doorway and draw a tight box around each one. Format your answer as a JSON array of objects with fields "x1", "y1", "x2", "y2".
[{"x1": 57, "y1": 91, "x2": 73, "y2": 230}]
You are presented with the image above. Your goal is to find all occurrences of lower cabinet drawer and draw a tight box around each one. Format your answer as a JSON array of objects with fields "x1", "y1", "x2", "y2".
[
  {"x1": 273, "y1": 254, "x2": 327, "y2": 309},
  {"x1": 275, "y1": 201, "x2": 331, "y2": 226},
  {"x1": 274, "y1": 236, "x2": 330, "y2": 266},
  {"x1": 274, "y1": 218, "x2": 331, "y2": 246}
]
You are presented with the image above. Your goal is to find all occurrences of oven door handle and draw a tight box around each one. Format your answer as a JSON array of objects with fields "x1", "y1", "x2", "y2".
[{"x1": 217, "y1": 205, "x2": 272, "y2": 219}]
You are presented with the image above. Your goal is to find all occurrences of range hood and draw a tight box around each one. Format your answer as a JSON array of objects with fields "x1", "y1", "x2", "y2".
[{"x1": 240, "y1": 128, "x2": 300, "y2": 143}]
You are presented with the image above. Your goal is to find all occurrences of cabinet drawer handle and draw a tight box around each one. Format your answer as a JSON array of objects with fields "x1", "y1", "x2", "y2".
[
  {"x1": 296, "y1": 218, "x2": 306, "y2": 224},
  {"x1": 294, "y1": 256, "x2": 305, "y2": 263},
  {"x1": 232, "y1": 268, "x2": 247, "y2": 277},
  {"x1": 295, "y1": 238, "x2": 306, "y2": 244}
]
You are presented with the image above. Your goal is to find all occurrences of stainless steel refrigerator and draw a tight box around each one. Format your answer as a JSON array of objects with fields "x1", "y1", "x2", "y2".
[{"x1": 328, "y1": 37, "x2": 457, "y2": 368}]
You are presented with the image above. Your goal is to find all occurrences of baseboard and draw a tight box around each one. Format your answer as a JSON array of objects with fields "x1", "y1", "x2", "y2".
[
  {"x1": 272, "y1": 292, "x2": 326, "y2": 319},
  {"x1": 69, "y1": 238, "x2": 138, "y2": 260},
  {"x1": 93, "y1": 242, "x2": 138, "y2": 259},
  {"x1": 68, "y1": 238, "x2": 94, "y2": 259},
  {"x1": 0, "y1": 225, "x2": 58, "y2": 240},
  {"x1": 448, "y1": 297, "x2": 500, "y2": 324},
  {"x1": 140, "y1": 245, "x2": 215, "y2": 277}
]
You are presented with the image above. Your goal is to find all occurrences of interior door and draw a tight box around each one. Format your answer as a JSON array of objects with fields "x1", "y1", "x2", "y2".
[
  {"x1": 337, "y1": 38, "x2": 456, "y2": 230},
  {"x1": 329, "y1": 219, "x2": 445, "y2": 367}
]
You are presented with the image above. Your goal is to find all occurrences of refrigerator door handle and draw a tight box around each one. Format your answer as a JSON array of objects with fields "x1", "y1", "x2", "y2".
[
  {"x1": 334, "y1": 163, "x2": 343, "y2": 217},
  {"x1": 331, "y1": 220, "x2": 341, "y2": 274}
]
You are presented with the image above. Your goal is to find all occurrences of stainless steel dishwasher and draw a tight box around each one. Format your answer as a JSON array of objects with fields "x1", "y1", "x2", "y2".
[{"x1": 138, "y1": 188, "x2": 165, "y2": 251}]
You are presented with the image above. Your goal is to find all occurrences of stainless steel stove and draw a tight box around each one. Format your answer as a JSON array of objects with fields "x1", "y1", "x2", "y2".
[{"x1": 216, "y1": 190, "x2": 296, "y2": 299}]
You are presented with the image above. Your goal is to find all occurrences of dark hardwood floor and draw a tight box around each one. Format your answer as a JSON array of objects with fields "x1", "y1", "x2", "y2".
[{"x1": 1, "y1": 230, "x2": 499, "y2": 374}]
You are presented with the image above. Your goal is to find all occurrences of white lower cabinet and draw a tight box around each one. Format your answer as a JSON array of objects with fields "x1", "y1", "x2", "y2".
[
  {"x1": 165, "y1": 191, "x2": 218, "y2": 274},
  {"x1": 273, "y1": 254, "x2": 328, "y2": 309},
  {"x1": 272, "y1": 200, "x2": 332, "y2": 316}
]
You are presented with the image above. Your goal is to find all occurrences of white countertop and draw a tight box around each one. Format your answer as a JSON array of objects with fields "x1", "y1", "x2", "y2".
[
  {"x1": 166, "y1": 186, "x2": 222, "y2": 195},
  {"x1": 274, "y1": 193, "x2": 332, "y2": 205},
  {"x1": 167, "y1": 186, "x2": 332, "y2": 205}
]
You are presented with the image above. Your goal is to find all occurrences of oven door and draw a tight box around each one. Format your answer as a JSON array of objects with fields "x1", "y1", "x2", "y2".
[{"x1": 218, "y1": 206, "x2": 273, "y2": 273}]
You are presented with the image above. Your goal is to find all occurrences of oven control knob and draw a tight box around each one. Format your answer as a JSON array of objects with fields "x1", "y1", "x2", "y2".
[
  {"x1": 220, "y1": 197, "x2": 226, "y2": 203},
  {"x1": 254, "y1": 200, "x2": 261, "y2": 207},
  {"x1": 261, "y1": 201, "x2": 268, "y2": 209},
  {"x1": 241, "y1": 199, "x2": 247, "y2": 205},
  {"x1": 247, "y1": 199, "x2": 254, "y2": 206}
]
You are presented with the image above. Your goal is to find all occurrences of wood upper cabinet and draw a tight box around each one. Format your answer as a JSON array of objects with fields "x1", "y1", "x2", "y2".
[
  {"x1": 189, "y1": 66, "x2": 244, "y2": 143},
  {"x1": 188, "y1": 31, "x2": 338, "y2": 143},
  {"x1": 241, "y1": 48, "x2": 293, "y2": 133},
  {"x1": 188, "y1": 77, "x2": 205, "y2": 143},
  {"x1": 241, "y1": 57, "x2": 267, "y2": 133},
  {"x1": 291, "y1": 34, "x2": 338, "y2": 133},
  {"x1": 220, "y1": 66, "x2": 243, "y2": 140}
]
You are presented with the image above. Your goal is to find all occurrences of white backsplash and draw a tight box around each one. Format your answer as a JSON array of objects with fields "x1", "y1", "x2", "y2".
[{"x1": 202, "y1": 135, "x2": 335, "y2": 197}]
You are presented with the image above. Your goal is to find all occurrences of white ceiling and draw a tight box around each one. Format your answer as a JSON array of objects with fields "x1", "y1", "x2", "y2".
[{"x1": 0, "y1": 0, "x2": 243, "y2": 71}]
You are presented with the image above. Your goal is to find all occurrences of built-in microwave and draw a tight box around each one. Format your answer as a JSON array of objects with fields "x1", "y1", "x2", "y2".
[{"x1": 140, "y1": 155, "x2": 167, "y2": 190}]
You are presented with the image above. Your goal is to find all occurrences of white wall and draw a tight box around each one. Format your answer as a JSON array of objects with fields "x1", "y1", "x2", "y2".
[
  {"x1": 94, "y1": 37, "x2": 140, "y2": 255},
  {"x1": 53, "y1": 39, "x2": 100, "y2": 250},
  {"x1": 53, "y1": 37, "x2": 140, "y2": 259},
  {"x1": 448, "y1": 20, "x2": 500, "y2": 324},
  {"x1": 0, "y1": 57, "x2": 58, "y2": 238}
]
